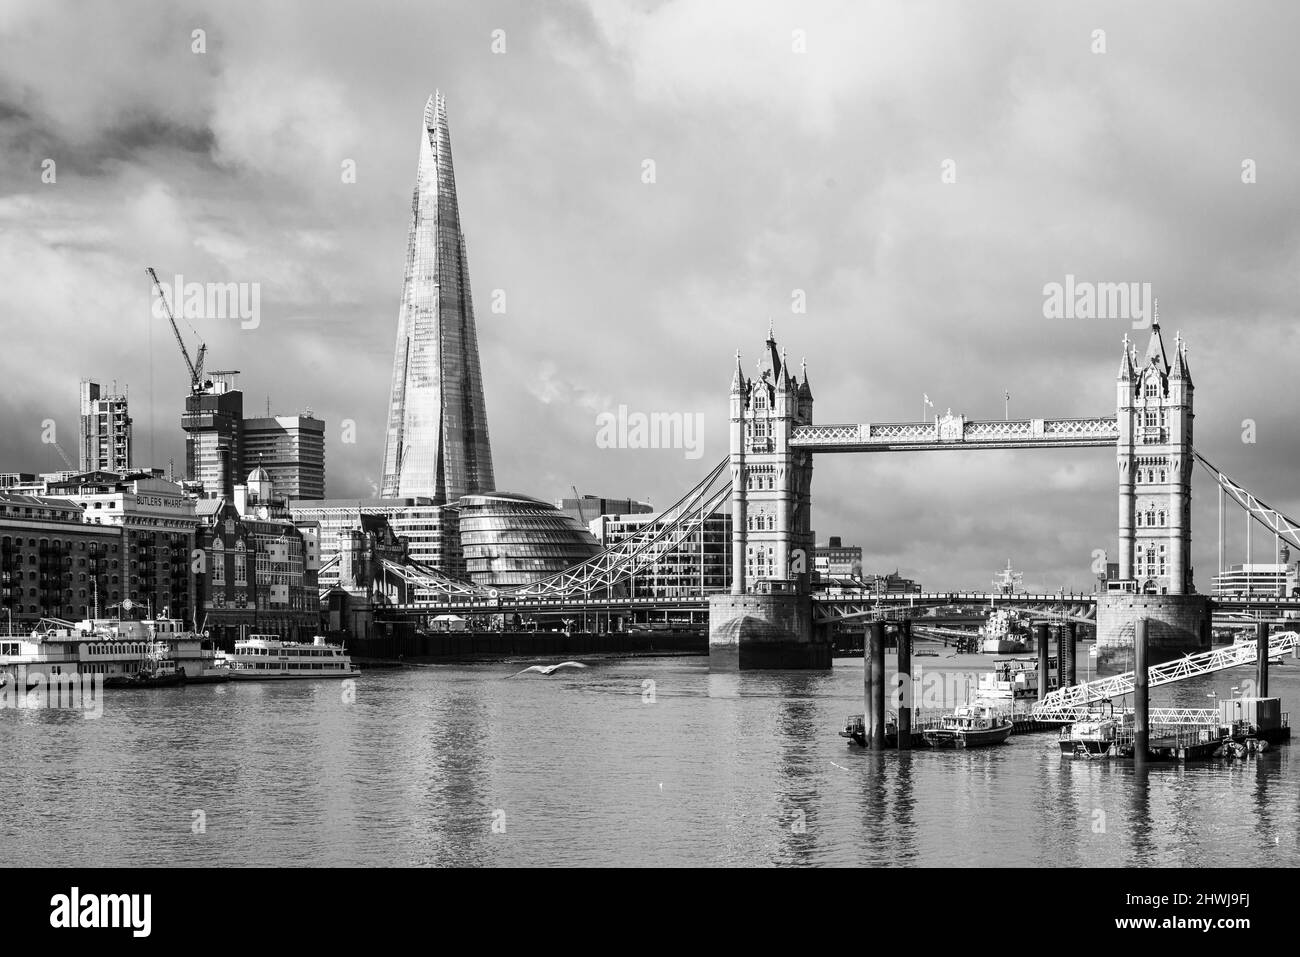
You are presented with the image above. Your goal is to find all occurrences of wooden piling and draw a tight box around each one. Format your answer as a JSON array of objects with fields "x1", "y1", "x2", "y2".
[
  {"x1": 1134, "y1": 618, "x2": 1149, "y2": 764},
  {"x1": 897, "y1": 619, "x2": 912, "y2": 750}
]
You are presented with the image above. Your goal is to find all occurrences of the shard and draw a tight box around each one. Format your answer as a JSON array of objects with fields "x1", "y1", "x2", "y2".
[{"x1": 380, "y1": 91, "x2": 495, "y2": 502}]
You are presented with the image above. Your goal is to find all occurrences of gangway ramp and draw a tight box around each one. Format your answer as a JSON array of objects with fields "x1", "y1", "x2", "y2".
[{"x1": 1031, "y1": 631, "x2": 1299, "y2": 715}]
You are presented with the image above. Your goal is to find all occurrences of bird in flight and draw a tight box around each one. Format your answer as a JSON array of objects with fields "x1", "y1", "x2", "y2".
[{"x1": 510, "y1": 661, "x2": 588, "y2": 677}]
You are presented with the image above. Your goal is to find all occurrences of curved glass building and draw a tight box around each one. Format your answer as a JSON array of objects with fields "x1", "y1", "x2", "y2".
[{"x1": 457, "y1": 492, "x2": 601, "y2": 587}]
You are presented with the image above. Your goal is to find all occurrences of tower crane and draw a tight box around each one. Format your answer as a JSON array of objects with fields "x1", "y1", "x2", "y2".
[{"x1": 146, "y1": 266, "x2": 207, "y2": 392}]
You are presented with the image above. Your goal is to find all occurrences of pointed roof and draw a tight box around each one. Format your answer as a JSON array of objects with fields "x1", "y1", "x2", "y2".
[
  {"x1": 730, "y1": 350, "x2": 745, "y2": 394},
  {"x1": 798, "y1": 357, "x2": 813, "y2": 399},
  {"x1": 1171, "y1": 331, "x2": 1193, "y2": 384},
  {"x1": 1118, "y1": 333, "x2": 1134, "y2": 380},
  {"x1": 765, "y1": 322, "x2": 782, "y2": 382}
]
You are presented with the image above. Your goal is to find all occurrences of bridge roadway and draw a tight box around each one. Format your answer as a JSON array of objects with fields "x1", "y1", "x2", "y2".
[
  {"x1": 383, "y1": 589, "x2": 1300, "y2": 623},
  {"x1": 790, "y1": 416, "x2": 1120, "y2": 453}
]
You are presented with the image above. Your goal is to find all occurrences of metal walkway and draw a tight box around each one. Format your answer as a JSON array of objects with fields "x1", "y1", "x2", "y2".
[{"x1": 1031, "y1": 631, "x2": 1299, "y2": 715}]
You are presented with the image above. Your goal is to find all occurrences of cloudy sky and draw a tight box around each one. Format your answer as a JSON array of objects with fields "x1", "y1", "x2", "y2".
[{"x1": 3, "y1": 0, "x2": 1299, "y2": 591}]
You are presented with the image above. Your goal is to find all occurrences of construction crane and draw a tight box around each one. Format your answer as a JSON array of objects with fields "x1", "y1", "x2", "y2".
[
  {"x1": 572, "y1": 486, "x2": 587, "y2": 524},
  {"x1": 146, "y1": 266, "x2": 207, "y2": 392}
]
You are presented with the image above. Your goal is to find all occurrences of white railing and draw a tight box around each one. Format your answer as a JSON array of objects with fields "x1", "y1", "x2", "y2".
[{"x1": 1032, "y1": 632, "x2": 1300, "y2": 713}]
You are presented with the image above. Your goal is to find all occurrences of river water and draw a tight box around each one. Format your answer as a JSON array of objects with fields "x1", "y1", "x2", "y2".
[{"x1": 2, "y1": 651, "x2": 1297, "y2": 867}]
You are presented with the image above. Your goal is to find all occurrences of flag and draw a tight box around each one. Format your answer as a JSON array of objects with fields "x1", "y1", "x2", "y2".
[{"x1": 923, "y1": 394, "x2": 933, "y2": 407}]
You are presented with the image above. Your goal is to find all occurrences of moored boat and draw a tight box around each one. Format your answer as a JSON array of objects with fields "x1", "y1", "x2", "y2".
[
  {"x1": 1059, "y1": 711, "x2": 1131, "y2": 757},
  {"x1": 226, "y1": 634, "x2": 359, "y2": 680},
  {"x1": 922, "y1": 704, "x2": 1013, "y2": 748},
  {"x1": 0, "y1": 616, "x2": 228, "y2": 688}
]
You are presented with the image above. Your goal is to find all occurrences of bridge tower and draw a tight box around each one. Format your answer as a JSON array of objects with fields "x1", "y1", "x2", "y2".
[
  {"x1": 1100, "y1": 315, "x2": 1209, "y2": 666},
  {"x1": 710, "y1": 327, "x2": 827, "y2": 669}
]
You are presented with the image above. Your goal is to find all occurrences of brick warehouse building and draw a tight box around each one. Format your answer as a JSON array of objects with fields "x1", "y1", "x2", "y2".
[{"x1": 0, "y1": 493, "x2": 123, "y2": 628}]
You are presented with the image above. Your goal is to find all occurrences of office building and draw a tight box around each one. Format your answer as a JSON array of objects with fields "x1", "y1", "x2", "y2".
[
  {"x1": 458, "y1": 492, "x2": 600, "y2": 588},
  {"x1": 242, "y1": 413, "x2": 326, "y2": 499},
  {"x1": 814, "y1": 536, "x2": 862, "y2": 579},
  {"x1": 588, "y1": 509, "x2": 731, "y2": 598},
  {"x1": 380, "y1": 92, "x2": 495, "y2": 502},
  {"x1": 554, "y1": 495, "x2": 652, "y2": 526}
]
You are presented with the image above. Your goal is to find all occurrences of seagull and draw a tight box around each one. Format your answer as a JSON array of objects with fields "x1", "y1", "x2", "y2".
[{"x1": 510, "y1": 661, "x2": 588, "y2": 678}]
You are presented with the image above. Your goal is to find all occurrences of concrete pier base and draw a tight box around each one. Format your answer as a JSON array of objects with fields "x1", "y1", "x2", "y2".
[
  {"x1": 1095, "y1": 594, "x2": 1210, "y2": 672},
  {"x1": 707, "y1": 593, "x2": 829, "y2": 670}
]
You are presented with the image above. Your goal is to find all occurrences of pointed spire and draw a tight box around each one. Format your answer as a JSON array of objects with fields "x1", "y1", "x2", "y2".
[
  {"x1": 1171, "y1": 331, "x2": 1193, "y2": 384},
  {"x1": 731, "y1": 350, "x2": 745, "y2": 393},
  {"x1": 798, "y1": 357, "x2": 813, "y2": 399},
  {"x1": 1144, "y1": 318, "x2": 1169, "y2": 374},
  {"x1": 1118, "y1": 333, "x2": 1134, "y2": 380}
]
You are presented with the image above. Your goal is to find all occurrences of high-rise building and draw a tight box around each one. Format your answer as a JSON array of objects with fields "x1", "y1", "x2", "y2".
[
  {"x1": 380, "y1": 92, "x2": 495, "y2": 503},
  {"x1": 79, "y1": 380, "x2": 132, "y2": 474},
  {"x1": 242, "y1": 413, "x2": 326, "y2": 499},
  {"x1": 182, "y1": 373, "x2": 243, "y2": 498}
]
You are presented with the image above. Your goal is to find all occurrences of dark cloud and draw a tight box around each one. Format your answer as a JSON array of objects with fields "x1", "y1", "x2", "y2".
[{"x1": 2, "y1": 0, "x2": 1298, "y2": 591}]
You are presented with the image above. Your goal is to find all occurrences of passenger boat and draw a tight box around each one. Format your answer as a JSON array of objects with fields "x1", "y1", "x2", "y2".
[
  {"x1": 0, "y1": 617, "x2": 229, "y2": 688},
  {"x1": 921, "y1": 704, "x2": 1013, "y2": 748},
  {"x1": 226, "y1": 634, "x2": 359, "y2": 680}
]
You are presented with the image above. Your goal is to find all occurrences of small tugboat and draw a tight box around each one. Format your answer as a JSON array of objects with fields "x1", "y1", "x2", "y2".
[
  {"x1": 103, "y1": 661, "x2": 187, "y2": 688},
  {"x1": 922, "y1": 704, "x2": 1013, "y2": 748}
]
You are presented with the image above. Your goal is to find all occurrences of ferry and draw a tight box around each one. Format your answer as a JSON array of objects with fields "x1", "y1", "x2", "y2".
[
  {"x1": 0, "y1": 617, "x2": 229, "y2": 688},
  {"x1": 226, "y1": 634, "x2": 359, "y2": 680},
  {"x1": 921, "y1": 704, "x2": 1014, "y2": 748}
]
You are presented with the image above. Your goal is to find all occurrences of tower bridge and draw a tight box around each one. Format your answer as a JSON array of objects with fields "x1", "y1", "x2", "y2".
[{"x1": 357, "y1": 316, "x2": 1300, "y2": 671}]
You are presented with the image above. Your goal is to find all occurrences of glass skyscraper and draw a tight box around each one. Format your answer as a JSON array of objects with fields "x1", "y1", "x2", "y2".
[{"x1": 380, "y1": 91, "x2": 495, "y2": 504}]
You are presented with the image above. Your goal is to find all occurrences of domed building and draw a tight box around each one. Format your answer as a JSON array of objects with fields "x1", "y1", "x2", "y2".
[{"x1": 456, "y1": 492, "x2": 601, "y2": 588}]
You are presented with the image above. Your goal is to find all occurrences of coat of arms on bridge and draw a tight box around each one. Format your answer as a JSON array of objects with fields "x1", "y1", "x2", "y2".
[{"x1": 938, "y1": 410, "x2": 965, "y2": 441}]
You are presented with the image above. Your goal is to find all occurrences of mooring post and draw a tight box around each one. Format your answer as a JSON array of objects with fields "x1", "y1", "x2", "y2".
[
  {"x1": 1134, "y1": 618, "x2": 1149, "y2": 763},
  {"x1": 867, "y1": 620, "x2": 886, "y2": 750},
  {"x1": 1036, "y1": 622, "x2": 1050, "y2": 700},
  {"x1": 1256, "y1": 620, "x2": 1269, "y2": 698},
  {"x1": 1063, "y1": 621, "x2": 1077, "y2": 688},
  {"x1": 897, "y1": 618, "x2": 912, "y2": 750}
]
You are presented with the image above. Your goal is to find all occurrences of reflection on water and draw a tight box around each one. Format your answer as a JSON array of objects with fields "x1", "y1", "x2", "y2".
[{"x1": 1, "y1": 655, "x2": 1297, "y2": 867}]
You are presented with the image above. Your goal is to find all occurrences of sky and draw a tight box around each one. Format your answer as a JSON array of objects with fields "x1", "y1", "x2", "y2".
[{"x1": 2, "y1": 0, "x2": 1299, "y2": 592}]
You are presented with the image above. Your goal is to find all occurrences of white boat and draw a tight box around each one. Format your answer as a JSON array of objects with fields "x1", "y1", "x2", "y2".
[
  {"x1": 977, "y1": 656, "x2": 1055, "y2": 701},
  {"x1": 1059, "y1": 710, "x2": 1134, "y2": 757},
  {"x1": 226, "y1": 634, "x2": 359, "y2": 680},
  {"x1": 0, "y1": 617, "x2": 229, "y2": 688}
]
